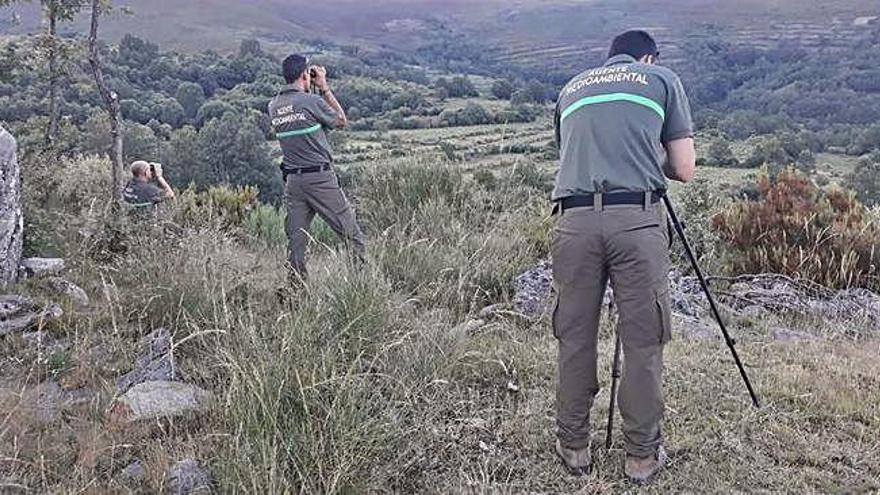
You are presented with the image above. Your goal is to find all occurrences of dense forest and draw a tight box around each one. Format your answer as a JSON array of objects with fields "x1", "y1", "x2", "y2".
[{"x1": 1, "y1": 20, "x2": 879, "y2": 203}]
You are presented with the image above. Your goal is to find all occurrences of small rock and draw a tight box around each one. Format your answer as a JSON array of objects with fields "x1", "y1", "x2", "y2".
[
  {"x1": 21, "y1": 331, "x2": 71, "y2": 364},
  {"x1": 676, "y1": 316, "x2": 718, "y2": 340},
  {"x1": 47, "y1": 277, "x2": 89, "y2": 307},
  {"x1": 738, "y1": 305, "x2": 768, "y2": 319},
  {"x1": 110, "y1": 381, "x2": 212, "y2": 423},
  {"x1": 771, "y1": 327, "x2": 817, "y2": 342},
  {"x1": 166, "y1": 459, "x2": 211, "y2": 495},
  {"x1": 478, "y1": 304, "x2": 504, "y2": 319},
  {"x1": 62, "y1": 387, "x2": 97, "y2": 407},
  {"x1": 512, "y1": 260, "x2": 553, "y2": 319},
  {"x1": 460, "y1": 319, "x2": 486, "y2": 334},
  {"x1": 0, "y1": 303, "x2": 63, "y2": 336},
  {"x1": 0, "y1": 294, "x2": 34, "y2": 319},
  {"x1": 117, "y1": 328, "x2": 175, "y2": 393},
  {"x1": 506, "y1": 381, "x2": 520, "y2": 393},
  {"x1": 18, "y1": 258, "x2": 65, "y2": 279},
  {"x1": 13, "y1": 380, "x2": 63, "y2": 426},
  {"x1": 119, "y1": 460, "x2": 148, "y2": 487}
]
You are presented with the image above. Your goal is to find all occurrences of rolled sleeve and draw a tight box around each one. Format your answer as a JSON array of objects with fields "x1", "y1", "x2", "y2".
[
  {"x1": 311, "y1": 96, "x2": 339, "y2": 130},
  {"x1": 661, "y1": 75, "x2": 694, "y2": 143}
]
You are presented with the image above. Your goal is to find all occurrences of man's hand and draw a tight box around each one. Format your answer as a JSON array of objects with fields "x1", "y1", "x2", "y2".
[
  {"x1": 310, "y1": 65, "x2": 329, "y2": 91},
  {"x1": 312, "y1": 65, "x2": 347, "y2": 129}
]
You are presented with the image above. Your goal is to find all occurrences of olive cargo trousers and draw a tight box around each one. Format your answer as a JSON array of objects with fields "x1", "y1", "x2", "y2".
[
  {"x1": 284, "y1": 169, "x2": 366, "y2": 278},
  {"x1": 551, "y1": 201, "x2": 672, "y2": 458}
]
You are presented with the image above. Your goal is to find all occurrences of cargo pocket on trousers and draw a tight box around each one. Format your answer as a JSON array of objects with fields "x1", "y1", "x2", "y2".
[{"x1": 655, "y1": 287, "x2": 673, "y2": 344}]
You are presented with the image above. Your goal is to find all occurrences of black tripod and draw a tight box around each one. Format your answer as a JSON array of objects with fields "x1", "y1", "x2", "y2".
[{"x1": 605, "y1": 193, "x2": 760, "y2": 449}]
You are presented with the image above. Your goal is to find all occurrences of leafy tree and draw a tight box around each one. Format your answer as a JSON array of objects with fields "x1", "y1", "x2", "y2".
[
  {"x1": 156, "y1": 97, "x2": 185, "y2": 127},
  {"x1": 435, "y1": 76, "x2": 478, "y2": 98},
  {"x1": 197, "y1": 111, "x2": 280, "y2": 202},
  {"x1": 117, "y1": 34, "x2": 159, "y2": 68},
  {"x1": 707, "y1": 138, "x2": 739, "y2": 167},
  {"x1": 174, "y1": 82, "x2": 205, "y2": 119},
  {"x1": 196, "y1": 100, "x2": 235, "y2": 126},
  {"x1": 238, "y1": 38, "x2": 264, "y2": 58},
  {"x1": 122, "y1": 120, "x2": 159, "y2": 163},
  {"x1": 440, "y1": 103, "x2": 493, "y2": 127},
  {"x1": 161, "y1": 125, "x2": 206, "y2": 186},
  {"x1": 491, "y1": 79, "x2": 514, "y2": 100},
  {"x1": 0, "y1": 0, "x2": 87, "y2": 144}
]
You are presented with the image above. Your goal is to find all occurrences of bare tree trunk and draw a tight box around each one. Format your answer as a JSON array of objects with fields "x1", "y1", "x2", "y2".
[
  {"x1": 0, "y1": 126, "x2": 23, "y2": 287},
  {"x1": 45, "y1": 2, "x2": 58, "y2": 146},
  {"x1": 87, "y1": 0, "x2": 123, "y2": 203}
]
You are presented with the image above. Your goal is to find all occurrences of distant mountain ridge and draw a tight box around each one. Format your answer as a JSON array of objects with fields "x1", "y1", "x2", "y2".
[{"x1": 1, "y1": 0, "x2": 876, "y2": 69}]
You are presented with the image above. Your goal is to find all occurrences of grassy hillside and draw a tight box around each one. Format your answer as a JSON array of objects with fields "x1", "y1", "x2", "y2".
[{"x1": 2, "y1": 149, "x2": 878, "y2": 492}]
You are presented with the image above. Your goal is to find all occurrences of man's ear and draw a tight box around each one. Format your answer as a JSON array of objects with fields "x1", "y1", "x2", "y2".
[{"x1": 640, "y1": 54, "x2": 655, "y2": 65}]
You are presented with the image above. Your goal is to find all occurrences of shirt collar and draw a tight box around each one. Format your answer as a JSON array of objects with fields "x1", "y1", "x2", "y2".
[
  {"x1": 604, "y1": 54, "x2": 638, "y2": 66},
  {"x1": 279, "y1": 83, "x2": 305, "y2": 95}
]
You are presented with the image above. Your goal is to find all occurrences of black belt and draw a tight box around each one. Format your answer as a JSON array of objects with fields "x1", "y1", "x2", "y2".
[
  {"x1": 557, "y1": 191, "x2": 663, "y2": 212},
  {"x1": 282, "y1": 164, "x2": 332, "y2": 180}
]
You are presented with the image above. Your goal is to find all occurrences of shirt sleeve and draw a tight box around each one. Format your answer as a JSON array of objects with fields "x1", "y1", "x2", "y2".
[
  {"x1": 146, "y1": 184, "x2": 166, "y2": 203},
  {"x1": 661, "y1": 74, "x2": 694, "y2": 143},
  {"x1": 554, "y1": 100, "x2": 561, "y2": 149},
  {"x1": 310, "y1": 95, "x2": 340, "y2": 130}
]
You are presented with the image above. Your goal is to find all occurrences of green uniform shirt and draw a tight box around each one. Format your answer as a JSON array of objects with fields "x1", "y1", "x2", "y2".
[
  {"x1": 268, "y1": 85, "x2": 339, "y2": 171},
  {"x1": 123, "y1": 179, "x2": 165, "y2": 207},
  {"x1": 552, "y1": 54, "x2": 694, "y2": 200}
]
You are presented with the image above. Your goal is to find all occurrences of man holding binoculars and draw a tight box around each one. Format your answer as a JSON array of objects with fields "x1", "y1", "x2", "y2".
[
  {"x1": 123, "y1": 160, "x2": 175, "y2": 207},
  {"x1": 268, "y1": 54, "x2": 366, "y2": 283}
]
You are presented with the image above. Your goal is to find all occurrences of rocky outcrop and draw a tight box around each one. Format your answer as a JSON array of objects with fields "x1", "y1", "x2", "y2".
[
  {"x1": 109, "y1": 381, "x2": 212, "y2": 423},
  {"x1": 116, "y1": 328, "x2": 175, "y2": 392},
  {"x1": 512, "y1": 260, "x2": 553, "y2": 318},
  {"x1": 47, "y1": 277, "x2": 90, "y2": 308},
  {"x1": 166, "y1": 459, "x2": 212, "y2": 494},
  {"x1": 19, "y1": 258, "x2": 65, "y2": 279},
  {"x1": 0, "y1": 126, "x2": 23, "y2": 287},
  {"x1": 0, "y1": 295, "x2": 63, "y2": 336}
]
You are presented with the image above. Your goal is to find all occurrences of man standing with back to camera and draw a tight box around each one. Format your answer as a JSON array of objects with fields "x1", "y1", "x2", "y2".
[
  {"x1": 551, "y1": 30, "x2": 696, "y2": 483},
  {"x1": 269, "y1": 54, "x2": 366, "y2": 284}
]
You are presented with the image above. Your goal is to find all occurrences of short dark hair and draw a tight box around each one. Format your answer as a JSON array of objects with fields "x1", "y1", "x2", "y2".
[
  {"x1": 608, "y1": 30, "x2": 658, "y2": 60},
  {"x1": 282, "y1": 54, "x2": 309, "y2": 84}
]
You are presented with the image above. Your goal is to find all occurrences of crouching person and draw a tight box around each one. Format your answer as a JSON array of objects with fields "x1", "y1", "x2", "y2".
[
  {"x1": 269, "y1": 53, "x2": 366, "y2": 284},
  {"x1": 123, "y1": 160, "x2": 175, "y2": 211}
]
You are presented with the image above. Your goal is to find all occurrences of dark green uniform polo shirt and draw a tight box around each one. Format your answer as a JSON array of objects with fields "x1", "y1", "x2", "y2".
[
  {"x1": 123, "y1": 179, "x2": 165, "y2": 207},
  {"x1": 552, "y1": 54, "x2": 694, "y2": 200},
  {"x1": 268, "y1": 85, "x2": 339, "y2": 171}
]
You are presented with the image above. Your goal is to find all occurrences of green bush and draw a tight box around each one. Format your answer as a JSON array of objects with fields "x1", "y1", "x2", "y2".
[{"x1": 846, "y1": 151, "x2": 880, "y2": 207}]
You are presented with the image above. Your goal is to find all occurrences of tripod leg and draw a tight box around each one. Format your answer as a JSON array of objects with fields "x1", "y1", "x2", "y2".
[{"x1": 661, "y1": 194, "x2": 761, "y2": 408}]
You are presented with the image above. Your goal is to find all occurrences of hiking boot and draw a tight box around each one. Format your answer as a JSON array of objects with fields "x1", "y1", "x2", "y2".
[
  {"x1": 555, "y1": 439, "x2": 591, "y2": 476},
  {"x1": 625, "y1": 445, "x2": 667, "y2": 484}
]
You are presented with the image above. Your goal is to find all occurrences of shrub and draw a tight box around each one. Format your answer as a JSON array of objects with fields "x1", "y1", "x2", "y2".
[
  {"x1": 712, "y1": 168, "x2": 880, "y2": 290},
  {"x1": 175, "y1": 185, "x2": 259, "y2": 230},
  {"x1": 846, "y1": 151, "x2": 880, "y2": 207}
]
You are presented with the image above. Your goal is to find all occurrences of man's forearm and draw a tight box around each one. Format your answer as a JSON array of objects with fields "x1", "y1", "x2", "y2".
[
  {"x1": 322, "y1": 89, "x2": 347, "y2": 123},
  {"x1": 157, "y1": 177, "x2": 175, "y2": 198}
]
